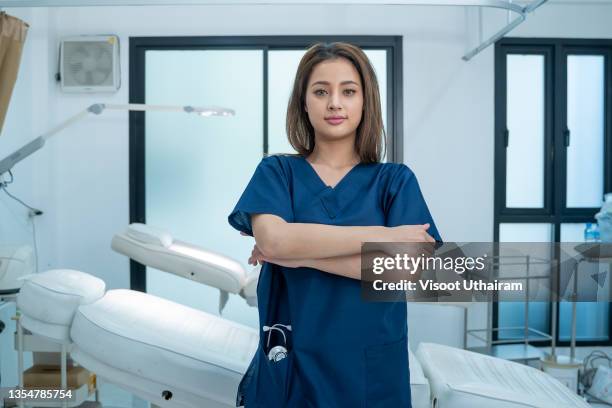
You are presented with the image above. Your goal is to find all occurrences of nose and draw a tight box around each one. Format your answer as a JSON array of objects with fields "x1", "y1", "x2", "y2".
[{"x1": 328, "y1": 91, "x2": 343, "y2": 111}]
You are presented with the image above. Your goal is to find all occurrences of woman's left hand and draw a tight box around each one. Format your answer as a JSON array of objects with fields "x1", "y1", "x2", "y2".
[
  {"x1": 247, "y1": 245, "x2": 266, "y2": 266},
  {"x1": 248, "y1": 245, "x2": 305, "y2": 268}
]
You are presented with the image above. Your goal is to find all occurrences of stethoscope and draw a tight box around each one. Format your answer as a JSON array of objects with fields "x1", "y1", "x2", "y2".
[{"x1": 263, "y1": 323, "x2": 292, "y2": 362}]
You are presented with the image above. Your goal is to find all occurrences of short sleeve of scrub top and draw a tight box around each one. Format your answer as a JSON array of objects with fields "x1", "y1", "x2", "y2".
[
  {"x1": 228, "y1": 156, "x2": 293, "y2": 237},
  {"x1": 385, "y1": 164, "x2": 443, "y2": 244}
]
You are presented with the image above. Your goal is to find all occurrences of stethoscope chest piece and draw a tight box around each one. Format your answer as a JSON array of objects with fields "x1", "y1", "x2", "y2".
[
  {"x1": 263, "y1": 323, "x2": 292, "y2": 363},
  {"x1": 268, "y1": 345, "x2": 288, "y2": 362}
]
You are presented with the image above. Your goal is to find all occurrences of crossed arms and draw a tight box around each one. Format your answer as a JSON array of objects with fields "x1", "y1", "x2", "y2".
[{"x1": 246, "y1": 214, "x2": 435, "y2": 281}]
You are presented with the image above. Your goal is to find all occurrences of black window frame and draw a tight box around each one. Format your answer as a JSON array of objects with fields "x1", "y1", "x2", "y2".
[
  {"x1": 128, "y1": 35, "x2": 403, "y2": 292},
  {"x1": 494, "y1": 37, "x2": 612, "y2": 348}
]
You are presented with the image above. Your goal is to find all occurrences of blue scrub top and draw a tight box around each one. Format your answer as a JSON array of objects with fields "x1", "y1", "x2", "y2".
[{"x1": 228, "y1": 155, "x2": 442, "y2": 408}]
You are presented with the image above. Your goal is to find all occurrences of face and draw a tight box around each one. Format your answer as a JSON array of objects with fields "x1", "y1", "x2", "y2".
[{"x1": 304, "y1": 58, "x2": 364, "y2": 143}]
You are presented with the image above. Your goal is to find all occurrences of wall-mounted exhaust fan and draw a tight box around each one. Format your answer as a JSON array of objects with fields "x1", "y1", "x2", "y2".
[{"x1": 59, "y1": 35, "x2": 120, "y2": 93}]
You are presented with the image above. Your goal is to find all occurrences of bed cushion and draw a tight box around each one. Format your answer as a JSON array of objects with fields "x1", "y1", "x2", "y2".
[
  {"x1": 70, "y1": 289, "x2": 258, "y2": 405},
  {"x1": 17, "y1": 269, "x2": 105, "y2": 341},
  {"x1": 416, "y1": 342, "x2": 589, "y2": 408}
]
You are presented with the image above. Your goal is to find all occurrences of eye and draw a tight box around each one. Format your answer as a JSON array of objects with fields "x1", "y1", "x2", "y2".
[
  {"x1": 314, "y1": 89, "x2": 327, "y2": 96},
  {"x1": 344, "y1": 89, "x2": 357, "y2": 96}
]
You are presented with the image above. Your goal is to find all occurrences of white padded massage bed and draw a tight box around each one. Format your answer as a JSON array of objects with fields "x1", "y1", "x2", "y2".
[
  {"x1": 18, "y1": 269, "x2": 257, "y2": 408},
  {"x1": 14, "y1": 224, "x2": 589, "y2": 408}
]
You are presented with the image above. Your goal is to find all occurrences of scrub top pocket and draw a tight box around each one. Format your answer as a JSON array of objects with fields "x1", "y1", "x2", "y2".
[
  {"x1": 247, "y1": 347, "x2": 296, "y2": 407},
  {"x1": 364, "y1": 336, "x2": 411, "y2": 408}
]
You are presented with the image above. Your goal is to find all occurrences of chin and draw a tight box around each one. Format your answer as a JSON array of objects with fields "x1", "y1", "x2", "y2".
[{"x1": 319, "y1": 130, "x2": 357, "y2": 141}]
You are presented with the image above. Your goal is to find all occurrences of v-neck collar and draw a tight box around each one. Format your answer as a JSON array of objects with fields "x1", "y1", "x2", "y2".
[
  {"x1": 296, "y1": 156, "x2": 366, "y2": 219},
  {"x1": 301, "y1": 156, "x2": 362, "y2": 191}
]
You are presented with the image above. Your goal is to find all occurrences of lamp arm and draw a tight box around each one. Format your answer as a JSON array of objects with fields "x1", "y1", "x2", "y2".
[
  {"x1": 41, "y1": 108, "x2": 92, "y2": 142},
  {"x1": 103, "y1": 103, "x2": 184, "y2": 113},
  {"x1": 0, "y1": 102, "x2": 233, "y2": 177},
  {"x1": 0, "y1": 103, "x2": 170, "y2": 176},
  {"x1": 0, "y1": 107, "x2": 92, "y2": 177}
]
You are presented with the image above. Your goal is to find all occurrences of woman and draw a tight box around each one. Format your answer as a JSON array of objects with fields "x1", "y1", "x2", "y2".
[{"x1": 228, "y1": 42, "x2": 442, "y2": 408}]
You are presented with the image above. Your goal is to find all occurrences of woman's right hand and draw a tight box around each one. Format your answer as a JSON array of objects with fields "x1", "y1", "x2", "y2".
[
  {"x1": 388, "y1": 223, "x2": 436, "y2": 243},
  {"x1": 364, "y1": 224, "x2": 436, "y2": 269}
]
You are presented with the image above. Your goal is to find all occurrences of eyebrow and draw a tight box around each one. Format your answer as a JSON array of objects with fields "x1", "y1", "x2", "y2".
[{"x1": 310, "y1": 80, "x2": 360, "y2": 87}]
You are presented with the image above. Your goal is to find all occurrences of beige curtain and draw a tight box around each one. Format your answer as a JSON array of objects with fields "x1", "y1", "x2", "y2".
[{"x1": 0, "y1": 12, "x2": 29, "y2": 136}]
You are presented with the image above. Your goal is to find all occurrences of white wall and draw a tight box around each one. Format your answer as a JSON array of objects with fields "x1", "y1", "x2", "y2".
[
  {"x1": 0, "y1": 8, "x2": 51, "y2": 385},
  {"x1": 0, "y1": 8, "x2": 54, "y2": 263},
  {"x1": 1, "y1": 1, "x2": 611, "y2": 351}
]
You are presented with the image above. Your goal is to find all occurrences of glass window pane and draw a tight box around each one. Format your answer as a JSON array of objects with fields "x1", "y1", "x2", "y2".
[
  {"x1": 145, "y1": 49, "x2": 263, "y2": 328},
  {"x1": 559, "y1": 303, "x2": 609, "y2": 341},
  {"x1": 561, "y1": 223, "x2": 588, "y2": 242},
  {"x1": 268, "y1": 49, "x2": 388, "y2": 160},
  {"x1": 559, "y1": 221, "x2": 609, "y2": 341},
  {"x1": 506, "y1": 54, "x2": 545, "y2": 208},
  {"x1": 268, "y1": 50, "x2": 304, "y2": 155},
  {"x1": 498, "y1": 223, "x2": 552, "y2": 340},
  {"x1": 499, "y1": 223, "x2": 552, "y2": 242},
  {"x1": 566, "y1": 55, "x2": 605, "y2": 208},
  {"x1": 498, "y1": 303, "x2": 550, "y2": 340}
]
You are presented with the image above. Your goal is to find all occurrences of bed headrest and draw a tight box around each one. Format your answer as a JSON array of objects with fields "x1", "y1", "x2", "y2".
[
  {"x1": 126, "y1": 223, "x2": 173, "y2": 248},
  {"x1": 111, "y1": 224, "x2": 249, "y2": 309}
]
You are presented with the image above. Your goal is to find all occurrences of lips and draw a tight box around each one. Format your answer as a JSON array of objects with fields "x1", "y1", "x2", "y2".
[{"x1": 325, "y1": 117, "x2": 346, "y2": 125}]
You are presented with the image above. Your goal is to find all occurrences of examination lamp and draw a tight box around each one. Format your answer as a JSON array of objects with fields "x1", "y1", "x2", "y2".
[{"x1": 0, "y1": 103, "x2": 235, "y2": 177}]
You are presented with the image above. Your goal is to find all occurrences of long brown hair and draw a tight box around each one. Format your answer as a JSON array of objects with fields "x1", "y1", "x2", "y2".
[{"x1": 286, "y1": 42, "x2": 386, "y2": 163}]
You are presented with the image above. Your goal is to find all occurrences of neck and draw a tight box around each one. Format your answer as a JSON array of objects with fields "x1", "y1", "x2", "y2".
[{"x1": 308, "y1": 135, "x2": 359, "y2": 168}]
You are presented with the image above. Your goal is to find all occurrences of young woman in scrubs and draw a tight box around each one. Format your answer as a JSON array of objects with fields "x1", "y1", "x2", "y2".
[{"x1": 228, "y1": 42, "x2": 442, "y2": 408}]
